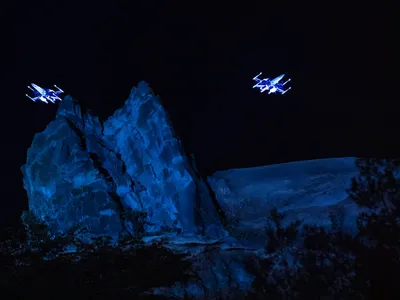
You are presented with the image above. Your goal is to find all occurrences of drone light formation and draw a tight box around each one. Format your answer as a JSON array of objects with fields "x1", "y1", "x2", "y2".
[
  {"x1": 25, "y1": 83, "x2": 64, "y2": 104},
  {"x1": 25, "y1": 74, "x2": 290, "y2": 105},
  {"x1": 252, "y1": 72, "x2": 291, "y2": 95}
]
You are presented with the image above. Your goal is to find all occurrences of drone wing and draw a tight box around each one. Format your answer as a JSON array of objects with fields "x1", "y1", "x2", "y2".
[
  {"x1": 277, "y1": 87, "x2": 291, "y2": 95},
  {"x1": 45, "y1": 96, "x2": 55, "y2": 103},
  {"x1": 252, "y1": 72, "x2": 262, "y2": 82},
  {"x1": 25, "y1": 94, "x2": 39, "y2": 102},
  {"x1": 54, "y1": 85, "x2": 64, "y2": 94}
]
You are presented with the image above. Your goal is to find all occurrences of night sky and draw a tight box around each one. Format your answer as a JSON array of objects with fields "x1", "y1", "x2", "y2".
[{"x1": 2, "y1": 3, "x2": 396, "y2": 228}]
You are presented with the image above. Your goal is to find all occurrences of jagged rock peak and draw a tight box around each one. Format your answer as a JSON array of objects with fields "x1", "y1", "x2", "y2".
[
  {"x1": 56, "y1": 95, "x2": 84, "y2": 119},
  {"x1": 21, "y1": 81, "x2": 226, "y2": 242}
]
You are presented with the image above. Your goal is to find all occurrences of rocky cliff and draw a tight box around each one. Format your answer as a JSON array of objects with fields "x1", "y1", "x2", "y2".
[
  {"x1": 21, "y1": 81, "x2": 225, "y2": 241},
  {"x1": 21, "y1": 82, "x2": 366, "y2": 297}
]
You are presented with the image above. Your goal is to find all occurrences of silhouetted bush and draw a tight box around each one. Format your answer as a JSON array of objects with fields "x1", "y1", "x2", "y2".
[
  {"x1": 348, "y1": 158, "x2": 400, "y2": 298},
  {"x1": 0, "y1": 218, "x2": 192, "y2": 299},
  {"x1": 243, "y1": 158, "x2": 400, "y2": 299}
]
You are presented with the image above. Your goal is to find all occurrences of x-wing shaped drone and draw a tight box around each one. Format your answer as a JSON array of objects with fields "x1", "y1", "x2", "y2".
[
  {"x1": 252, "y1": 72, "x2": 291, "y2": 94},
  {"x1": 25, "y1": 83, "x2": 64, "y2": 103}
]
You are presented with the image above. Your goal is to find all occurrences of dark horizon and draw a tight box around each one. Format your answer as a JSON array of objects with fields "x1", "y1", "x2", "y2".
[{"x1": 2, "y1": 2, "x2": 396, "y2": 229}]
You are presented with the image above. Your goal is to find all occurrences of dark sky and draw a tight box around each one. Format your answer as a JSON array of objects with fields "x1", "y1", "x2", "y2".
[{"x1": 2, "y1": 2, "x2": 396, "y2": 228}]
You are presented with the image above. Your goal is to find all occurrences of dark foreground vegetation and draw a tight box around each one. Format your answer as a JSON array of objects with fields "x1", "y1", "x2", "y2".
[{"x1": 2, "y1": 158, "x2": 400, "y2": 299}]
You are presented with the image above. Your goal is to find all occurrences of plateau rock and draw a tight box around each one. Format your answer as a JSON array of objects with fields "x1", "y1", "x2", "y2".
[{"x1": 207, "y1": 157, "x2": 361, "y2": 247}]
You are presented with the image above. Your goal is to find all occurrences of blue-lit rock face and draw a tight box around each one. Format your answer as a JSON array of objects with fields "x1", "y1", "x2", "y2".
[{"x1": 21, "y1": 81, "x2": 225, "y2": 240}]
